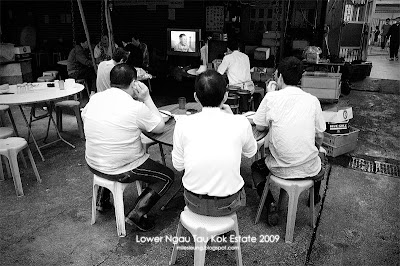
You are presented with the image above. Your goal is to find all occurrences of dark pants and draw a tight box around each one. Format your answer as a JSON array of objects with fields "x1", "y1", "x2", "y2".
[
  {"x1": 381, "y1": 36, "x2": 388, "y2": 49},
  {"x1": 69, "y1": 67, "x2": 97, "y2": 93},
  {"x1": 89, "y1": 158, "x2": 174, "y2": 206},
  {"x1": 389, "y1": 41, "x2": 399, "y2": 59},
  {"x1": 184, "y1": 187, "x2": 246, "y2": 216}
]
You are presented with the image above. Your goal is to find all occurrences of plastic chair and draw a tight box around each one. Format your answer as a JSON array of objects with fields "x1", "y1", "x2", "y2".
[
  {"x1": 55, "y1": 100, "x2": 85, "y2": 139},
  {"x1": 91, "y1": 174, "x2": 143, "y2": 237},
  {"x1": 141, "y1": 134, "x2": 166, "y2": 165},
  {"x1": 226, "y1": 94, "x2": 240, "y2": 114},
  {"x1": 255, "y1": 174, "x2": 315, "y2": 243},
  {"x1": 169, "y1": 206, "x2": 243, "y2": 266},
  {"x1": 0, "y1": 137, "x2": 41, "y2": 197}
]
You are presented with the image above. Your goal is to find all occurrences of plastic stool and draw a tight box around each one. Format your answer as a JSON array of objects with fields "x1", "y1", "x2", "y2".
[
  {"x1": 169, "y1": 206, "x2": 243, "y2": 266},
  {"x1": 37, "y1": 76, "x2": 55, "y2": 82},
  {"x1": 141, "y1": 134, "x2": 166, "y2": 165},
  {"x1": 0, "y1": 137, "x2": 41, "y2": 197},
  {"x1": 55, "y1": 100, "x2": 84, "y2": 139},
  {"x1": 255, "y1": 174, "x2": 315, "y2": 243},
  {"x1": 226, "y1": 94, "x2": 239, "y2": 114},
  {"x1": 0, "y1": 105, "x2": 10, "y2": 126},
  {"x1": 91, "y1": 174, "x2": 143, "y2": 237}
]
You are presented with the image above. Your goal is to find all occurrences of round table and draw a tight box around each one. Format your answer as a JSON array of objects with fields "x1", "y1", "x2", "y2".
[
  {"x1": 0, "y1": 82, "x2": 84, "y2": 161},
  {"x1": 143, "y1": 102, "x2": 267, "y2": 147}
]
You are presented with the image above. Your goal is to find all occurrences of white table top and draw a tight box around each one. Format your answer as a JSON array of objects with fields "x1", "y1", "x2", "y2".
[{"x1": 0, "y1": 83, "x2": 84, "y2": 105}]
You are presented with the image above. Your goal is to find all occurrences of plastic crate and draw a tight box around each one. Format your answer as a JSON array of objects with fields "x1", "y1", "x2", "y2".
[
  {"x1": 323, "y1": 127, "x2": 359, "y2": 146},
  {"x1": 301, "y1": 72, "x2": 341, "y2": 89},
  {"x1": 302, "y1": 86, "x2": 341, "y2": 100}
]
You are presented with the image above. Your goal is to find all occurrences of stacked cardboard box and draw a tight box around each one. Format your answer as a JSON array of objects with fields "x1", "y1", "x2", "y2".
[
  {"x1": 301, "y1": 72, "x2": 342, "y2": 101},
  {"x1": 322, "y1": 107, "x2": 358, "y2": 157}
]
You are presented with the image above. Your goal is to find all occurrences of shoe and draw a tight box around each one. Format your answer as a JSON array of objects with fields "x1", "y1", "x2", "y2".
[
  {"x1": 307, "y1": 194, "x2": 322, "y2": 207},
  {"x1": 125, "y1": 187, "x2": 161, "y2": 232},
  {"x1": 266, "y1": 201, "x2": 279, "y2": 226},
  {"x1": 389, "y1": 58, "x2": 394, "y2": 61},
  {"x1": 396, "y1": 57, "x2": 399, "y2": 61}
]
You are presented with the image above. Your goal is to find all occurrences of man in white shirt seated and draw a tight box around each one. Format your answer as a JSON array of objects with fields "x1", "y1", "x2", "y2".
[
  {"x1": 171, "y1": 70, "x2": 257, "y2": 216},
  {"x1": 217, "y1": 39, "x2": 254, "y2": 94},
  {"x1": 82, "y1": 64, "x2": 174, "y2": 231},
  {"x1": 251, "y1": 57, "x2": 326, "y2": 225},
  {"x1": 96, "y1": 47, "x2": 130, "y2": 93}
]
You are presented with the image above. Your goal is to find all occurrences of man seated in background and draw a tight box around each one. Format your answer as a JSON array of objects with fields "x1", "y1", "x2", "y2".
[
  {"x1": 217, "y1": 39, "x2": 254, "y2": 94},
  {"x1": 83, "y1": 63, "x2": 174, "y2": 231},
  {"x1": 67, "y1": 35, "x2": 96, "y2": 93},
  {"x1": 172, "y1": 69, "x2": 257, "y2": 216},
  {"x1": 94, "y1": 35, "x2": 113, "y2": 64},
  {"x1": 251, "y1": 57, "x2": 326, "y2": 225},
  {"x1": 96, "y1": 47, "x2": 130, "y2": 92},
  {"x1": 123, "y1": 34, "x2": 150, "y2": 71}
]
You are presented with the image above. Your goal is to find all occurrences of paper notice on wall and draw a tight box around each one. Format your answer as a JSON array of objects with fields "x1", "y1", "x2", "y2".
[{"x1": 206, "y1": 6, "x2": 224, "y2": 32}]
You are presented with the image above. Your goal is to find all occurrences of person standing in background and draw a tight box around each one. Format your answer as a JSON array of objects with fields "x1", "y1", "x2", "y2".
[
  {"x1": 386, "y1": 17, "x2": 400, "y2": 61},
  {"x1": 381, "y1": 18, "x2": 391, "y2": 49}
]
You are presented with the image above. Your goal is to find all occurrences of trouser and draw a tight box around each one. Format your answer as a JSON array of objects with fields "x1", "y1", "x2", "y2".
[
  {"x1": 88, "y1": 158, "x2": 174, "y2": 206},
  {"x1": 381, "y1": 36, "x2": 388, "y2": 49},
  {"x1": 251, "y1": 157, "x2": 324, "y2": 202},
  {"x1": 184, "y1": 187, "x2": 246, "y2": 217},
  {"x1": 389, "y1": 42, "x2": 399, "y2": 59},
  {"x1": 69, "y1": 67, "x2": 97, "y2": 93}
]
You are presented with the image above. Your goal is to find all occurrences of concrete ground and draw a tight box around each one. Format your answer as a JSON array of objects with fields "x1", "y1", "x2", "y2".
[{"x1": 0, "y1": 53, "x2": 399, "y2": 266}]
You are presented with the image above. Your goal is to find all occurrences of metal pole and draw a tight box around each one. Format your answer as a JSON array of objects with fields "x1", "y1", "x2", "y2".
[{"x1": 76, "y1": 0, "x2": 97, "y2": 74}]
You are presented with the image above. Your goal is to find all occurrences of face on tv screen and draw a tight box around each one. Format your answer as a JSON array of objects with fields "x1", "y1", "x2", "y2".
[{"x1": 170, "y1": 31, "x2": 196, "y2": 53}]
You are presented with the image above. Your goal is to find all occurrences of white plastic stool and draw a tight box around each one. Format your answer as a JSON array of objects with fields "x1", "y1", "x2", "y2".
[
  {"x1": 255, "y1": 174, "x2": 315, "y2": 243},
  {"x1": 55, "y1": 100, "x2": 85, "y2": 139},
  {"x1": 0, "y1": 137, "x2": 41, "y2": 197},
  {"x1": 169, "y1": 206, "x2": 243, "y2": 266},
  {"x1": 91, "y1": 174, "x2": 143, "y2": 237}
]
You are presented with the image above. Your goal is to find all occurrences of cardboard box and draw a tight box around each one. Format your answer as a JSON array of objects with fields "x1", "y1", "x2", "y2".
[
  {"x1": 301, "y1": 72, "x2": 342, "y2": 90},
  {"x1": 322, "y1": 126, "x2": 359, "y2": 157},
  {"x1": 302, "y1": 86, "x2": 341, "y2": 101},
  {"x1": 323, "y1": 107, "x2": 353, "y2": 123},
  {"x1": 14, "y1": 46, "x2": 31, "y2": 54},
  {"x1": 254, "y1": 47, "x2": 270, "y2": 60},
  {"x1": 325, "y1": 121, "x2": 349, "y2": 134}
]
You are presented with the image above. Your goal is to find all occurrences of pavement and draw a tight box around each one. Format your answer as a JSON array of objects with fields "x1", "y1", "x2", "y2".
[{"x1": 0, "y1": 53, "x2": 399, "y2": 266}]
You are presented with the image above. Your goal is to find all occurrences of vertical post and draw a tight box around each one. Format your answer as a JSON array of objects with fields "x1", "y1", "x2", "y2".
[
  {"x1": 76, "y1": 0, "x2": 97, "y2": 74},
  {"x1": 105, "y1": 0, "x2": 115, "y2": 53}
]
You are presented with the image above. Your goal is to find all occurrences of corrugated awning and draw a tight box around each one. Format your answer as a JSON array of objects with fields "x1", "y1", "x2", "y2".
[{"x1": 347, "y1": 0, "x2": 366, "y2": 5}]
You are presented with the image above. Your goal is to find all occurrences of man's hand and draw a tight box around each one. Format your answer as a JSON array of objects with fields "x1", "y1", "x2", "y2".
[
  {"x1": 266, "y1": 80, "x2": 278, "y2": 93},
  {"x1": 133, "y1": 81, "x2": 150, "y2": 102},
  {"x1": 220, "y1": 104, "x2": 233, "y2": 114}
]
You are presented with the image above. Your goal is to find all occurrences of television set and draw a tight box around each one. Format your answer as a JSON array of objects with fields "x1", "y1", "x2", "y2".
[{"x1": 167, "y1": 28, "x2": 201, "y2": 57}]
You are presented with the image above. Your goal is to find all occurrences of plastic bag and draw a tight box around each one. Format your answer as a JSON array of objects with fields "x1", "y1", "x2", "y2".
[{"x1": 303, "y1": 46, "x2": 322, "y2": 63}]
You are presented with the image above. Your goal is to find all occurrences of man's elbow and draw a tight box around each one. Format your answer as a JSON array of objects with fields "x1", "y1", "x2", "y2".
[
  {"x1": 256, "y1": 125, "x2": 267, "y2": 132},
  {"x1": 150, "y1": 121, "x2": 165, "y2": 134}
]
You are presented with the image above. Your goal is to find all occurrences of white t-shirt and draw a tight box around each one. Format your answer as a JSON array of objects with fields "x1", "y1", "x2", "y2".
[
  {"x1": 217, "y1": 50, "x2": 254, "y2": 93},
  {"x1": 172, "y1": 107, "x2": 257, "y2": 197},
  {"x1": 82, "y1": 88, "x2": 161, "y2": 174},
  {"x1": 96, "y1": 59, "x2": 115, "y2": 92},
  {"x1": 253, "y1": 86, "x2": 326, "y2": 178}
]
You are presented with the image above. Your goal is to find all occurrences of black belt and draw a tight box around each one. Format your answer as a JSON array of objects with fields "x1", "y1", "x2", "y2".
[{"x1": 185, "y1": 188, "x2": 237, "y2": 200}]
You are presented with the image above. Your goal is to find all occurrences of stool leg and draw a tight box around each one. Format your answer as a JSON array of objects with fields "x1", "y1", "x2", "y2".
[
  {"x1": 232, "y1": 214, "x2": 243, "y2": 266},
  {"x1": 285, "y1": 189, "x2": 301, "y2": 243},
  {"x1": 26, "y1": 147, "x2": 41, "y2": 182},
  {"x1": 91, "y1": 183, "x2": 98, "y2": 225},
  {"x1": 254, "y1": 176, "x2": 270, "y2": 224},
  {"x1": 0, "y1": 155, "x2": 4, "y2": 181},
  {"x1": 2, "y1": 156, "x2": 11, "y2": 179},
  {"x1": 113, "y1": 183, "x2": 126, "y2": 237},
  {"x1": 56, "y1": 106, "x2": 63, "y2": 132},
  {"x1": 73, "y1": 105, "x2": 85, "y2": 139},
  {"x1": 7, "y1": 151, "x2": 24, "y2": 197},
  {"x1": 193, "y1": 236, "x2": 207, "y2": 266},
  {"x1": 169, "y1": 221, "x2": 183, "y2": 265}
]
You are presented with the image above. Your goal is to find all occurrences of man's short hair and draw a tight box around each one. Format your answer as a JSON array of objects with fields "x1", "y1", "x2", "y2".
[
  {"x1": 277, "y1": 56, "x2": 304, "y2": 86},
  {"x1": 179, "y1": 34, "x2": 186, "y2": 38},
  {"x1": 112, "y1": 47, "x2": 130, "y2": 62},
  {"x1": 386, "y1": 18, "x2": 391, "y2": 21},
  {"x1": 195, "y1": 70, "x2": 227, "y2": 107},
  {"x1": 110, "y1": 63, "x2": 137, "y2": 89},
  {"x1": 227, "y1": 39, "x2": 240, "y2": 51}
]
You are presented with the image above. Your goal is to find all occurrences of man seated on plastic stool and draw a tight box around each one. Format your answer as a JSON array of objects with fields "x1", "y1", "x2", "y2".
[
  {"x1": 82, "y1": 63, "x2": 174, "y2": 231},
  {"x1": 171, "y1": 70, "x2": 257, "y2": 216},
  {"x1": 251, "y1": 57, "x2": 326, "y2": 225}
]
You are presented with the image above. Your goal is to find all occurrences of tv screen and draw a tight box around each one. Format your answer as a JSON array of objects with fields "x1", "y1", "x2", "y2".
[{"x1": 167, "y1": 28, "x2": 201, "y2": 57}]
